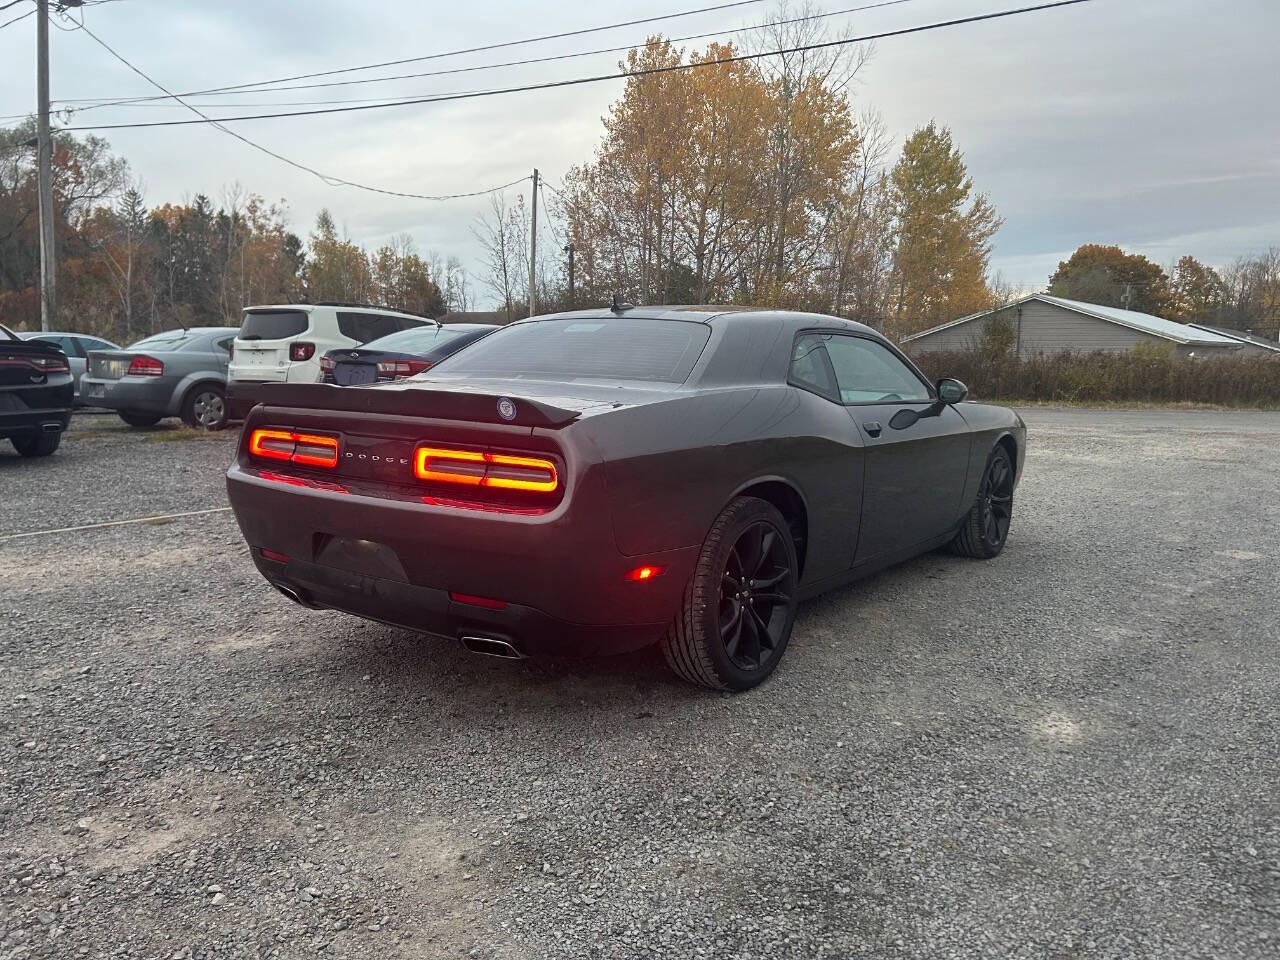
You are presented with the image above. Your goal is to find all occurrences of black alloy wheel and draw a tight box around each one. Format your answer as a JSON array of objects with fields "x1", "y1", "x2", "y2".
[
  {"x1": 719, "y1": 521, "x2": 794, "y2": 672},
  {"x1": 662, "y1": 496, "x2": 799, "y2": 691},
  {"x1": 951, "y1": 444, "x2": 1015, "y2": 559}
]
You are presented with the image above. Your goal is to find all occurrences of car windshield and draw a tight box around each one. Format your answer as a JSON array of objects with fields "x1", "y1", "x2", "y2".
[
  {"x1": 359, "y1": 326, "x2": 461, "y2": 353},
  {"x1": 430, "y1": 317, "x2": 711, "y2": 383},
  {"x1": 240, "y1": 309, "x2": 308, "y2": 340},
  {"x1": 0, "y1": 324, "x2": 16, "y2": 341},
  {"x1": 129, "y1": 331, "x2": 196, "y2": 351}
]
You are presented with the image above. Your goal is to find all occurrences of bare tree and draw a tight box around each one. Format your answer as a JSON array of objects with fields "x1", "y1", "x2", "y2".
[{"x1": 472, "y1": 191, "x2": 530, "y2": 321}]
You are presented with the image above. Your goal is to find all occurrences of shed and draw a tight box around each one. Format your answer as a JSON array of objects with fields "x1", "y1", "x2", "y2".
[{"x1": 903, "y1": 294, "x2": 1244, "y2": 359}]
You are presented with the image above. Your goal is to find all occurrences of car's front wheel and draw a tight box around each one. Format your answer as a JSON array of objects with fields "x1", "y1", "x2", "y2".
[
  {"x1": 12, "y1": 432, "x2": 62, "y2": 458},
  {"x1": 950, "y1": 444, "x2": 1014, "y2": 559},
  {"x1": 661, "y1": 496, "x2": 798, "y2": 691}
]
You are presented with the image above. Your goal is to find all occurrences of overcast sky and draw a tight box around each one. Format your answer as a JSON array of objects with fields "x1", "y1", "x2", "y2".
[{"x1": 2, "y1": 0, "x2": 1276, "y2": 306}]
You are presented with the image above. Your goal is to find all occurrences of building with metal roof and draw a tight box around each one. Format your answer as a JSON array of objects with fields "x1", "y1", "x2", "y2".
[
  {"x1": 1187, "y1": 323, "x2": 1280, "y2": 357},
  {"x1": 902, "y1": 294, "x2": 1246, "y2": 359}
]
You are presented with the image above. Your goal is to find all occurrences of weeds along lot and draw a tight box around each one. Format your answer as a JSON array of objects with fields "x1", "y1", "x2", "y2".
[
  {"x1": 913, "y1": 348, "x2": 1280, "y2": 408},
  {"x1": 2, "y1": 410, "x2": 1278, "y2": 959}
]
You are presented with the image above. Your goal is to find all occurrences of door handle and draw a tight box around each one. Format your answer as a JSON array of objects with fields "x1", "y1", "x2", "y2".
[{"x1": 862, "y1": 420, "x2": 882, "y2": 437}]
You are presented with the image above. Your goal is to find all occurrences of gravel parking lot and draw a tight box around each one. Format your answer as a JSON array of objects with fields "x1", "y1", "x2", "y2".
[{"x1": 2, "y1": 408, "x2": 1277, "y2": 959}]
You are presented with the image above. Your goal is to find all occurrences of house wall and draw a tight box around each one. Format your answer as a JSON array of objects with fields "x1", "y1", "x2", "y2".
[{"x1": 909, "y1": 301, "x2": 1179, "y2": 358}]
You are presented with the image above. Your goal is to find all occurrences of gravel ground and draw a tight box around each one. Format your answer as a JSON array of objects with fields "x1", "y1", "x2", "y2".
[{"x1": 1, "y1": 408, "x2": 1277, "y2": 959}]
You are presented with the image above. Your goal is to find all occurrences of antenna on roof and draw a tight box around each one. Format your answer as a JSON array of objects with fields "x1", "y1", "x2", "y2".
[{"x1": 611, "y1": 294, "x2": 634, "y2": 314}]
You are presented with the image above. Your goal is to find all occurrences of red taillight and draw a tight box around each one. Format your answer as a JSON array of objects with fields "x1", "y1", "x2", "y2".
[
  {"x1": 290, "y1": 342, "x2": 315, "y2": 362},
  {"x1": 127, "y1": 355, "x2": 164, "y2": 376},
  {"x1": 259, "y1": 548, "x2": 291, "y2": 564},
  {"x1": 319, "y1": 355, "x2": 335, "y2": 372},
  {"x1": 248, "y1": 428, "x2": 339, "y2": 468},
  {"x1": 376, "y1": 359, "x2": 432, "y2": 379},
  {"x1": 625, "y1": 565, "x2": 668, "y2": 582},
  {"x1": 449, "y1": 592, "x2": 507, "y2": 610},
  {"x1": 414, "y1": 445, "x2": 558, "y2": 493},
  {"x1": 27, "y1": 355, "x2": 70, "y2": 373}
]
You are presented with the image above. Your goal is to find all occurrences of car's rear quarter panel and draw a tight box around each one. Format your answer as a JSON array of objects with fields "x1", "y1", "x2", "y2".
[{"x1": 581, "y1": 385, "x2": 865, "y2": 585}]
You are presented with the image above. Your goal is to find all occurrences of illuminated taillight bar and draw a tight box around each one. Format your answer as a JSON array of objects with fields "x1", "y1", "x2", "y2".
[
  {"x1": 248, "y1": 429, "x2": 339, "y2": 468},
  {"x1": 413, "y1": 445, "x2": 558, "y2": 493}
]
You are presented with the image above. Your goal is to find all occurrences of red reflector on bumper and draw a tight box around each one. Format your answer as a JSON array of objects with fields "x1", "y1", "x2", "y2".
[
  {"x1": 449, "y1": 592, "x2": 508, "y2": 610},
  {"x1": 259, "y1": 548, "x2": 290, "y2": 564},
  {"x1": 625, "y1": 564, "x2": 668, "y2": 582}
]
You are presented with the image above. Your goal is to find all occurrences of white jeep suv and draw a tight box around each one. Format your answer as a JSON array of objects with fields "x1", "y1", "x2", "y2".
[{"x1": 227, "y1": 302, "x2": 435, "y2": 418}]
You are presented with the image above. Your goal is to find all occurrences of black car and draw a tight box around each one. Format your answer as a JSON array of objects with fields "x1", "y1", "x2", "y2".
[
  {"x1": 318, "y1": 323, "x2": 496, "y2": 385},
  {"x1": 226, "y1": 307, "x2": 1025, "y2": 691},
  {"x1": 0, "y1": 322, "x2": 74, "y2": 458}
]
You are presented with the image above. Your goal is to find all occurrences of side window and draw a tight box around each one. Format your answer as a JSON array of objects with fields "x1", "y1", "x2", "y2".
[
  {"x1": 336, "y1": 311, "x2": 370, "y2": 341},
  {"x1": 823, "y1": 335, "x2": 932, "y2": 404},
  {"x1": 215, "y1": 337, "x2": 234, "y2": 354},
  {"x1": 81, "y1": 337, "x2": 115, "y2": 352},
  {"x1": 789, "y1": 334, "x2": 840, "y2": 402},
  {"x1": 36, "y1": 336, "x2": 78, "y2": 356}
]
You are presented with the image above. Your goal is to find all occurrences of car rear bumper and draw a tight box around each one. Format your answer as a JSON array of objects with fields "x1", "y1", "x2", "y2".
[
  {"x1": 0, "y1": 380, "x2": 73, "y2": 438},
  {"x1": 226, "y1": 463, "x2": 698, "y2": 657},
  {"x1": 80, "y1": 375, "x2": 175, "y2": 415}
]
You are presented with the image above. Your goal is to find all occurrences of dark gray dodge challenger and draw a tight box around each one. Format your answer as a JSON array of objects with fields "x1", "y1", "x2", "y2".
[{"x1": 226, "y1": 306, "x2": 1025, "y2": 691}]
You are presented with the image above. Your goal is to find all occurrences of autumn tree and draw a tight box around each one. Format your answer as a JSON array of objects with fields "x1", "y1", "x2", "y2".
[
  {"x1": 305, "y1": 209, "x2": 372, "y2": 303},
  {"x1": 371, "y1": 234, "x2": 446, "y2": 317},
  {"x1": 1167, "y1": 255, "x2": 1223, "y2": 324},
  {"x1": 887, "y1": 122, "x2": 1001, "y2": 337},
  {"x1": 1048, "y1": 244, "x2": 1172, "y2": 316}
]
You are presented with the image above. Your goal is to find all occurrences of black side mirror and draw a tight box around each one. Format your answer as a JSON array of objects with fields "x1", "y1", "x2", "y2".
[{"x1": 936, "y1": 378, "x2": 968, "y2": 404}]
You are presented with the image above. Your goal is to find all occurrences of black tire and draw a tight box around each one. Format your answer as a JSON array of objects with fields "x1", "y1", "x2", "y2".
[
  {"x1": 180, "y1": 383, "x2": 227, "y2": 430},
  {"x1": 118, "y1": 410, "x2": 163, "y2": 427},
  {"x1": 12, "y1": 432, "x2": 62, "y2": 458},
  {"x1": 950, "y1": 444, "x2": 1014, "y2": 559},
  {"x1": 661, "y1": 496, "x2": 799, "y2": 691}
]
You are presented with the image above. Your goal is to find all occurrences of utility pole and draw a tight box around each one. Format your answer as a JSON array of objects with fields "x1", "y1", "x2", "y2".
[
  {"x1": 564, "y1": 243, "x2": 575, "y2": 308},
  {"x1": 527, "y1": 168, "x2": 538, "y2": 318},
  {"x1": 36, "y1": 0, "x2": 57, "y2": 331}
]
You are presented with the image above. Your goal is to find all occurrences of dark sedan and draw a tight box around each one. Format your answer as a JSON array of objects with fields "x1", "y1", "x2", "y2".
[
  {"x1": 318, "y1": 323, "x2": 496, "y2": 385},
  {"x1": 0, "y1": 322, "x2": 73, "y2": 457},
  {"x1": 226, "y1": 307, "x2": 1025, "y2": 691},
  {"x1": 82, "y1": 327, "x2": 238, "y2": 429}
]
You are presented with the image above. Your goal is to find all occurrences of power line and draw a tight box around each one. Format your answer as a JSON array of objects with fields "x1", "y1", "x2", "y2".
[
  {"x1": 66, "y1": 17, "x2": 534, "y2": 202},
  {"x1": 83, "y1": 0, "x2": 772, "y2": 104},
  {"x1": 62, "y1": 0, "x2": 1099, "y2": 132},
  {"x1": 57, "y1": 0, "x2": 920, "y2": 110},
  {"x1": 0, "y1": 7, "x2": 34, "y2": 29}
]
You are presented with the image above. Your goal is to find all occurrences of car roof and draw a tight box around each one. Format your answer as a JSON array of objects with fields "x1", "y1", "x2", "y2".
[
  {"x1": 246, "y1": 303, "x2": 432, "y2": 320},
  {"x1": 528, "y1": 305, "x2": 880, "y2": 337}
]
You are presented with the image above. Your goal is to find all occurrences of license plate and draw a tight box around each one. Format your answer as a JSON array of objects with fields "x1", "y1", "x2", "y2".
[
  {"x1": 242, "y1": 350, "x2": 278, "y2": 367},
  {"x1": 335, "y1": 362, "x2": 377, "y2": 386},
  {"x1": 87, "y1": 384, "x2": 106, "y2": 399}
]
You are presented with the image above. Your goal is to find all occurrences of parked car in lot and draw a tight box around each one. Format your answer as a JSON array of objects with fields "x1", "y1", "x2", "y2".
[
  {"x1": 82, "y1": 327, "x2": 238, "y2": 429},
  {"x1": 319, "y1": 323, "x2": 497, "y2": 385},
  {"x1": 226, "y1": 306, "x2": 1026, "y2": 691},
  {"x1": 227, "y1": 302, "x2": 436, "y2": 418},
  {"x1": 19, "y1": 331, "x2": 120, "y2": 405},
  {"x1": 0, "y1": 322, "x2": 73, "y2": 457}
]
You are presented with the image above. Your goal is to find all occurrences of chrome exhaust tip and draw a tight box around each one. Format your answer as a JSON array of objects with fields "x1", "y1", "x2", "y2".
[
  {"x1": 271, "y1": 582, "x2": 313, "y2": 608},
  {"x1": 460, "y1": 635, "x2": 525, "y2": 660}
]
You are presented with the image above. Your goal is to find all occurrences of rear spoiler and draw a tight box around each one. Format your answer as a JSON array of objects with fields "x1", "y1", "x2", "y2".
[{"x1": 250, "y1": 382, "x2": 583, "y2": 429}]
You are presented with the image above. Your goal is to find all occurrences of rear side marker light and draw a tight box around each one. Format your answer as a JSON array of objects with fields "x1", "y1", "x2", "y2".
[
  {"x1": 259, "y1": 549, "x2": 291, "y2": 564},
  {"x1": 414, "y1": 446, "x2": 558, "y2": 493},
  {"x1": 625, "y1": 565, "x2": 668, "y2": 582},
  {"x1": 290, "y1": 342, "x2": 316, "y2": 362},
  {"x1": 248, "y1": 429, "x2": 339, "y2": 468},
  {"x1": 449, "y1": 592, "x2": 507, "y2": 610}
]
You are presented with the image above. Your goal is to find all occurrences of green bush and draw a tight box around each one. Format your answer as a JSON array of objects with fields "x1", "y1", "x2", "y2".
[{"x1": 910, "y1": 348, "x2": 1280, "y2": 408}]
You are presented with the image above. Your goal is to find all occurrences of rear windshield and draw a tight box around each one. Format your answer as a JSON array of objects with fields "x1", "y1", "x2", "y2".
[
  {"x1": 360, "y1": 326, "x2": 462, "y2": 354},
  {"x1": 429, "y1": 318, "x2": 710, "y2": 383},
  {"x1": 240, "y1": 309, "x2": 308, "y2": 340},
  {"x1": 129, "y1": 331, "x2": 196, "y2": 351}
]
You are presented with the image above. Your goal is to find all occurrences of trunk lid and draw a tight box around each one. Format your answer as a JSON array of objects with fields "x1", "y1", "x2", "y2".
[{"x1": 1, "y1": 338, "x2": 68, "y2": 388}]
